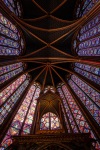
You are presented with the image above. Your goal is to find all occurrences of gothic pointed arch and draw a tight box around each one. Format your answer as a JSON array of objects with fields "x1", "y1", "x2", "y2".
[
  {"x1": 1, "y1": 82, "x2": 41, "y2": 149},
  {"x1": 0, "y1": 10, "x2": 25, "y2": 56},
  {"x1": 40, "y1": 112, "x2": 61, "y2": 130},
  {"x1": 0, "y1": 0, "x2": 100, "y2": 149},
  {"x1": 72, "y1": 13, "x2": 100, "y2": 56}
]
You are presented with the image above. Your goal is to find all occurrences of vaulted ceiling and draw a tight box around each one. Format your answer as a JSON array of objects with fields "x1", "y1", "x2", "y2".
[{"x1": 19, "y1": 0, "x2": 77, "y2": 88}]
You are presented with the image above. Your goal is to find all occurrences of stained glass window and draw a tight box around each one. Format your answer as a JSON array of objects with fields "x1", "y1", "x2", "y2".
[
  {"x1": 76, "y1": 0, "x2": 99, "y2": 18},
  {"x1": 40, "y1": 112, "x2": 61, "y2": 130},
  {"x1": 0, "y1": 62, "x2": 25, "y2": 84},
  {"x1": 1, "y1": 83, "x2": 40, "y2": 149},
  {"x1": 57, "y1": 86, "x2": 78, "y2": 133},
  {"x1": 0, "y1": 74, "x2": 30, "y2": 125},
  {"x1": 74, "y1": 63, "x2": 100, "y2": 85},
  {"x1": 69, "y1": 75, "x2": 100, "y2": 125},
  {"x1": 0, "y1": 12, "x2": 24, "y2": 56},
  {"x1": 57, "y1": 84, "x2": 92, "y2": 133},
  {"x1": 81, "y1": 0, "x2": 99, "y2": 17},
  {"x1": 2, "y1": 0, "x2": 22, "y2": 17},
  {"x1": 73, "y1": 13, "x2": 100, "y2": 56},
  {"x1": 57, "y1": 83, "x2": 100, "y2": 149},
  {"x1": 0, "y1": 74, "x2": 25, "y2": 106}
]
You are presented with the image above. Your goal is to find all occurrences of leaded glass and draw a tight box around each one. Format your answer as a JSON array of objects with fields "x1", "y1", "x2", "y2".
[
  {"x1": 61, "y1": 104, "x2": 70, "y2": 133},
  {"x1": 0, "y1": 13, "x2": 24, "y2": 55},
  {"x1": 40, "y1": 113, "x2": 49, "y2": 130},
  {"x1": 58, "y1": 83, "x2": 100, "y2": 149},
  {"x1": 73, "y1": 13, "x2": 100, "y2": 56},
  {"x1": 76, "y1": 0, "x2": 99, "y2": 18},
  {"x1": 62, "y1": 84, "x2": 91, "y2": 133},
  {"x1": 40, "y1": 112, "x2": 61, "y2": 130},
  {"x1": 57, "y1": 87, "x2": 78, "y2": 133},
  {"x1": 0, "y1": 74, "x2": 30, "y2": 125},
  {"x1": 22, "y1": 87, "x2": 41, "y2": 134},
  {"x1": 0, "y1": 62, "x2": 24, "y2": 84},
  {"x1": 69, "y1": 75, "x2": 100, "y2": 125},
  {"x1": 0, "y1": 74, "x2": 26, "y2": 106},
  {"x1": 2, "y1": 0, "x2": 22, "y2": 17},
  {"x1": 74, "y1": 63, "x2": 100, "y2": 85},
  {"x1": 1, "y1": 83, "x2": 40, "y2": 149},
  {"x1": 82, "y1": 0, "x2": 99, "y2": 17}
]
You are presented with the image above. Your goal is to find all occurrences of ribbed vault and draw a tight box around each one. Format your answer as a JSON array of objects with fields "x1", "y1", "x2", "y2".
[{"x1": 0, "y1": 0, "x2": 100, "y2": 90}]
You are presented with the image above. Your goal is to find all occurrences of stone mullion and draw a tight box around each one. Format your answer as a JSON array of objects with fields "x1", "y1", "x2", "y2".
[
  {"x1": 0, "y1": 4, "x2": 25, "y2": 55},
  {"x1": 71, "y1": 78, "x2": 99, "y2": 109},
  {"x1": 19, "y1": 86, "x2": 37, "y2": 135},
  {"x1": 0, "y1": 66, "x2": 23, "y2": 89},
  {"x1": 75, "y1": 25, "x2": 100, "y2": 53},
  {"x1": 59, "y1": 102, "x2": 69, "y2": 133},
  {"x1": 30, "y1": 101, "x2": 39, "y2": 134},
  {"x1": 0, "y1": 32, "x2": 18, "y2": 42},
  {"x1": 61, "y1": 86, "x2": 81, "y2": 133},
  {"x1": 66, "y1": 81, "x2": 100, "y2": 141},
  {"x1": 76, "y1": 43, "x2": 100, "y2": 53},
  {"x1": 0, "y1": 70, "x2": 25, "y2": 93},
  {"x1": 58, "y1": 102, "x2": 65, "y2": 132},
  {"x1": 79, "y1": 20, "x2": 100, "y2": 36},
  {"x1": 70, "y1": 69, "x2": 100, "y2": 93},
  {"x1": 78, "y1": 0, "x2": 86, "y2": 17},
  {"x1": 59, "y1": 90, "x2": 73, "y2": 133},
  {"x1": 74, "y1": 64, "x2": 99, "y2": 77},
  {"x1": 0, "y1": 74, "x2": 27, "y2": 109},
  {"x1": 0, "y1": 65, "x2": 22, "y2": 77},
  {"x1": 77, "y1": 31, "x2": 100, "y2": 46},
  {"x1": 82, "y1": 0, "x2": 92, "y2": 14},
  {"x1": 0, "y1": 22, "x2": 17, "y2": 34},
  {"x1": 34, "y1": 103, "x2": 41, "y2": 133},
  {"x1": 0, "y1": 79, "x2": 31, "y2": 143}
]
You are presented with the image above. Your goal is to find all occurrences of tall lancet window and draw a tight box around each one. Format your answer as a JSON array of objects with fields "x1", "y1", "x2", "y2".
[
  {"x1": 1, "y1": 82, "x2": 41, "y2": 149},
  {"x1": 0, "y1": 74, "x2": 30, "y2": 125},
  {"x1": 57, "y1": 83, "x2": 100, "y2": 149},
  {"x1": 2, "y1": 0, "x2": 22, "y2": 17},
  {"x1": 40, "y1": 112, "x2": 61, "y2": 130},
  {"x1": 0, "y1": 12, "x2": 24, "y2": 56},
  {"x1": 76, "y1": 0, "x2": 99, "y2": 18},
  {"x1": 73, "y1": 13, "x2": 100, "y2": 56},
  {"x1": 0, "y1": 62, "x2": 25, "y2": 85},
  {"x1": 69, "y1": 75, "x2": 100, "y2": 125},
  {"x1": 57, "y1": 83, "x2": 92, "y2": 134},
  {"x1": 74, "y1": 63, "x2": 100, "y2": 85}
]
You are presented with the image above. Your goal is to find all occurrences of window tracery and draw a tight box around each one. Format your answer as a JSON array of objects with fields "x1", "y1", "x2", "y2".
[
  {"x1": 76, "y1": 0, "x2": 99, "y2": 18},
  {"x1": 0, "y1": 82, "x2": 41, "y2": 149},
  {"x1": 40, "y1": 112, "x2": 61, "y2": 130},
  {"x1": 57, "y1": 84, "x2": 92, "y2": 133},
  {"x1": 0, "y1": 62, "x2": 25, "y2": 84},
  {"x1": 2, "y1": 0, "x2": 22, "y2": 17},
  {"x1": 57, "y1": 83, "x2": 100, "y2": 149},
  {"x1": 69, "y1": 75, "x2": 100, "y2": 125},
  {"x1": 0, "y1": 74, "x2": 30, "y2": 125},
  {"x1": 73, "y1": 13, "x2": 100, "y2": 56},
  {"x1": 0, "y1": 12, "x2": 24, "y2": 56},
  {"x1": 74, "y1": 63, "x2": 100, "y2": 85}
]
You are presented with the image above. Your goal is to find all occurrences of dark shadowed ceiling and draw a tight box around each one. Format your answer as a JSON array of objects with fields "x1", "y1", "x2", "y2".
[{"x1": 20, "y1": 0, "x2": 77, "y2": 89}]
